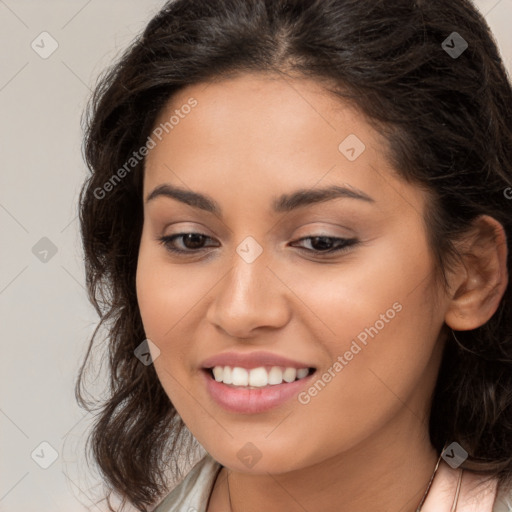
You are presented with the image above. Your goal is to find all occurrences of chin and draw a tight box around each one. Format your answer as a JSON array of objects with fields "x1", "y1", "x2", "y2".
[{"x1": 203, "y1": 438, "x2": 317, "y2": 475}]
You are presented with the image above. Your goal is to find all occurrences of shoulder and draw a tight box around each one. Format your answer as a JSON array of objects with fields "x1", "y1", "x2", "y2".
[
  {"x1": 151, "y1": 453, "x2": 222, "y2": 512},
  {"x1": 422, "y1": 460, "x2": 512, "y2": 512},
  {"x1": 150, "y1": 455, "x2": 512, "y2": 512},
  {"x1": 494, "y1": 483, "x2": 512, "y2": 512}
]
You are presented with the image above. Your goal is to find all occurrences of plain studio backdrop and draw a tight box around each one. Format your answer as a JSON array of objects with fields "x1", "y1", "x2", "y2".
[{"x1": 0, "y1": 1, "x2": 511, "y2": 511}]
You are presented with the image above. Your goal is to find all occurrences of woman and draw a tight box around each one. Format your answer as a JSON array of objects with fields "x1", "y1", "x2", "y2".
[{"x1": 76, "y1": 0, "x2": 512, "y2": 510}]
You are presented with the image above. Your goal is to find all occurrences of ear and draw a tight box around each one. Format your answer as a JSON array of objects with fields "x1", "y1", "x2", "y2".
[{"x1": 444, "y1": 215, "x2": 509, "y2": 331}]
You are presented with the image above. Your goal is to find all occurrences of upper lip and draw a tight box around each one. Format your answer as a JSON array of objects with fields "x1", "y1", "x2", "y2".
[{"x1": 200, "y1": 351, "x2": 316, "y2": 370}]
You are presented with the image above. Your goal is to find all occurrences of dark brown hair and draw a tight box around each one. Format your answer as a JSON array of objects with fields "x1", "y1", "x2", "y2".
[{"x1": 77, "y1": 0, "x2": 512, "y2": 510}]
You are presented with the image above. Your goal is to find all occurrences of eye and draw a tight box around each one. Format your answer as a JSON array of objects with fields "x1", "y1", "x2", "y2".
[
  {"x1": 157, "y1": 233, "x2": 218, "y2": 254},
  {"x1": 157, "y1": 233, "x2": 358, "y2": 257},
  {"x1": 290, "y1": 236, "x2": 358, "y2": 255}
]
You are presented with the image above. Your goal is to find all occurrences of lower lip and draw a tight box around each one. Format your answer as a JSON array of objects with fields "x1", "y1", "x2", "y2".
[{"x1": 201, "y1": 369, "x2": 316, "y2": 414}]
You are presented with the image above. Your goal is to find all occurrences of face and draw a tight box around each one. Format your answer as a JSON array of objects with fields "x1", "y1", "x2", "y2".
[{"x1": 136, "y1": 72, "x2": 449, "y2": 474}]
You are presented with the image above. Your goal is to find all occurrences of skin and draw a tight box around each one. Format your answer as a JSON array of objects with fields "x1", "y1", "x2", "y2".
[{"x1": 135, "y1": 72, "x2": 508, "y2": 512}]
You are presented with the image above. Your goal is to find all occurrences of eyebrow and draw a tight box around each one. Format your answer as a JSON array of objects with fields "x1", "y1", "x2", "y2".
[{"x1": 145, "y1": 183, "x2": 375, "y2": 215}]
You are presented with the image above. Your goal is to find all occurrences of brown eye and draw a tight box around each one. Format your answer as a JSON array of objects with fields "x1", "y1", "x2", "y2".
[
  {"x1": 290, "y1": 236, "x2": 358, "y2": 255},
  {"x1": 158, "y1": 233, "x2": 218, "y2": 254},
  {"x1": 156, "y1": 233, "x2": 358, "y2": 258}
]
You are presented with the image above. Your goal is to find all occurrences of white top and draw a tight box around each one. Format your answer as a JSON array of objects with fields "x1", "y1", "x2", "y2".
[
  {"x1": 151, "y1": 453, "x2": 512, "y2": 512},
  {"x1": 152, "y1": 454, "x2": 221, "y2": 512}
]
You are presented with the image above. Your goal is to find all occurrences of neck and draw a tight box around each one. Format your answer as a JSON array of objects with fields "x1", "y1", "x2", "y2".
[{"x1": 213, "y1": 411, "x2": 439, "y2": 512}]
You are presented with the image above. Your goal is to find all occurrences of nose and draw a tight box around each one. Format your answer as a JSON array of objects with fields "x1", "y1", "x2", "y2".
[{"x1": 205, "y1": 250, "x2": 291, "y2": 339}]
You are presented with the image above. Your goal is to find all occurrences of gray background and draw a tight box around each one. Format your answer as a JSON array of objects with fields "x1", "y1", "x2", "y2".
[{"x1": 0, "y1": 1, "x2": 511, "y2": 510}]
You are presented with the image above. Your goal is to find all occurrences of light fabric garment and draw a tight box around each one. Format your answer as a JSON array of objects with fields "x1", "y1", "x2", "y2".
[{"x1": 152, "y1": 453, "x2": 512, "y2": 512}]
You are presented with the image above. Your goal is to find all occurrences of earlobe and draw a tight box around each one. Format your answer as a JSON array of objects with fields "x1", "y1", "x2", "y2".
[{"x1": 444, "y1": 215, "x2": 509, "y2": 331}]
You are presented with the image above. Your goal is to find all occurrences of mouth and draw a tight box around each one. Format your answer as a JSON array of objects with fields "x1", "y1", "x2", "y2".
[
  {"x1": 201, "y1": 365, "x2": 317, "y2": 414},
  {"x1": 203, "y1": 365, "x2": 316, "y2": 389}
]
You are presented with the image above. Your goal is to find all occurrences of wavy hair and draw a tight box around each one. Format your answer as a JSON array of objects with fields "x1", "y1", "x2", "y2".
[{"x1": 76, "y1": 0, "x2": 512, "y2": 509}]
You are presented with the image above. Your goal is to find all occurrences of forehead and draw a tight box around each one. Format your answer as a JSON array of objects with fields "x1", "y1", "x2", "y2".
[
  {"x1": 146, "y1": 72, "x2": 376, "y2": 164},
  {"x1": 143, "y1": 72, "x2": 425, "y2": 216}
]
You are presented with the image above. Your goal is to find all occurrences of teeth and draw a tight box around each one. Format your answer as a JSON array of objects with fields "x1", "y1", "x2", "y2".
[
  {"x1": 283, "y1": 367, "x2": 296, "y2": 382},
  {"x1": 248, "y1": 367, "x2": 268, "y2": 387},
  {"x1": 223, "y1": 366, "x2": 232, "y2": 384},
  {"x1": 268, "y1": 366, "x2": 283, "y2": 385},
  {"x1": 297, "y1": 368, "x2": 309, "y2": 379},
  {"x1": 210, "y1": 365, "x2": 311, "y2": 387},
  {"x1": 231, "y1": 367, "x2": 249, "y2": 386},
  {"x1": 212, "y1": 366, "x2": 223, "y2": 382}
]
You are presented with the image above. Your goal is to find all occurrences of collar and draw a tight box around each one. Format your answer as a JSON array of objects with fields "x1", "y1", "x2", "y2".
[{"x1": 422, "y1": 460, "x2": 498, "y2": 512}]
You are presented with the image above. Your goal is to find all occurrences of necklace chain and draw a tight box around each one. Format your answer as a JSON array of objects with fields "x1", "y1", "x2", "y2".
[
  {"x1": 224, "y1": 448, "x2": 455, "y2": 512},
  {"x1": 414, "y1": 450, "x2": 443, "y2": 512}
]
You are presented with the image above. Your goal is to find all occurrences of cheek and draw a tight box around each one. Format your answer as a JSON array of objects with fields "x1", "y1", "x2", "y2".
[
  {"x1": 285, "y1": 284, "x2": 441, "y2": 468},
  {"x1": 135, "y1": 246, "x2": 197, "y2": 413},
  {"x1": 136, "y1": 236, "x2": 202, "y2": 341},
  {"x1": 287, "y1": 226, "x2": 436, "y2": 358},
  {"x1": 135, "y1": 237, "x2": 214, "y2": 394},
  {"x1": 290, "y1": 233, "x2": 441, "y2": 423}
]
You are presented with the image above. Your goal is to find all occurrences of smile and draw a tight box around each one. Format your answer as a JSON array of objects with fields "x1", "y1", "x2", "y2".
[
  {"x1": 202, "y1": 366, "x2": 317, "y2": 414},
  {"x1": 209, "y1": 365, "x2": 313, "y2": 387}
]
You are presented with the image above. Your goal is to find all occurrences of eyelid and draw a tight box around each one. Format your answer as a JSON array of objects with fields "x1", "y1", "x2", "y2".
[{"x1": 156, "y1": 231, "x2": 359, "y2": 257}]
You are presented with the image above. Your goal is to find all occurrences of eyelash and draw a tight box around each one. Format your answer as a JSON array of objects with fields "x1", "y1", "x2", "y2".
[{"x1": 157, "y1": 232, "x2": 359, "y2": 257}]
